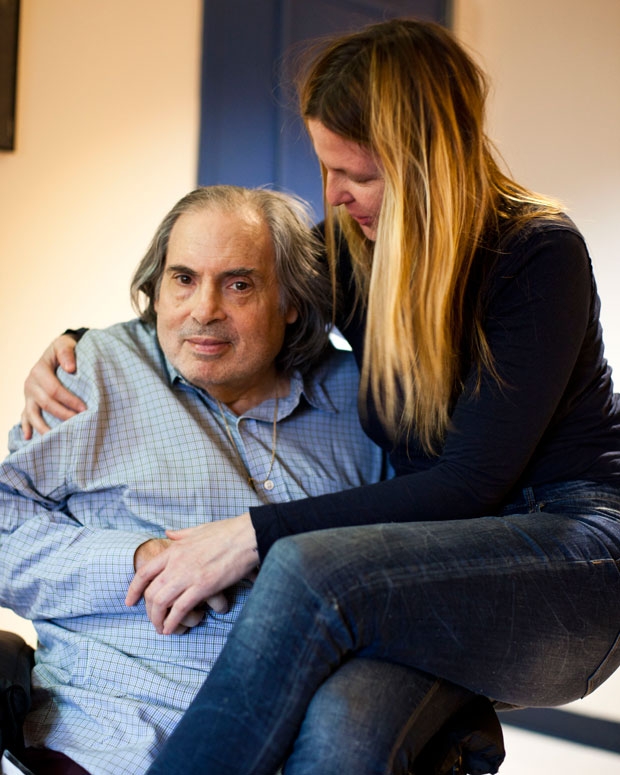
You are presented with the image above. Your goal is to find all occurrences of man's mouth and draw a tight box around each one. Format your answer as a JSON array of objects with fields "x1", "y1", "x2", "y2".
[{"x1": 185, "y1": 336, "x2": 230, "y2": 356}]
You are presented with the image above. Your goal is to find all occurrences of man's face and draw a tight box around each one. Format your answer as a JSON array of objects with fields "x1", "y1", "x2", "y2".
[{"x1": 155, "y1": 206, "x2": 298, "y2": 411}]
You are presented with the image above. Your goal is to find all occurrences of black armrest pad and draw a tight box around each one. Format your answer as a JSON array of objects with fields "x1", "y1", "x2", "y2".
[
  {"x1": 413, "y1": 695, "x2": 505, "y2": 775},
  {"x1": 0, "y1": 631, "x2": 35, "y2": 753}
]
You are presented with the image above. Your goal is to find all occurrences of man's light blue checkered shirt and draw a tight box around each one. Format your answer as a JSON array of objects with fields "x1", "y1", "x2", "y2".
[{"x1": 0, "y1": 320, "x2": 386, "y2": 774}]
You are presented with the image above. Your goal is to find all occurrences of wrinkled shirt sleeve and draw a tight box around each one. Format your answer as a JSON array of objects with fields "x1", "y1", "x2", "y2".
[{"x1": 0, "y1": 351, "x2": 148, "y2": 620}]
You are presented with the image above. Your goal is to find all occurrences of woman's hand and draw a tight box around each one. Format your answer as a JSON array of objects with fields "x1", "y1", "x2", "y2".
[
  {"x1": 125, "y1": 513, "x2": 259, "y2": 635},
  {"x1": 21, "y1": 334, "x2": 86, "y2": 438},
  {"x1": 133, "y1": 537, "x2": 221, "y2": 635}
]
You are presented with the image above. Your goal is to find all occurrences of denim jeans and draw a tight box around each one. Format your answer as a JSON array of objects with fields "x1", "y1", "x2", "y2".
[{"x1": 147, "y1": 480, "x2": 620, "y2": 775}]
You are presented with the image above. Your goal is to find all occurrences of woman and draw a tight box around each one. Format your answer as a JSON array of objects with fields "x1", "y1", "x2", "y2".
[{"x1": 23, "y1": 19, "x2": 620, "y2": 775}]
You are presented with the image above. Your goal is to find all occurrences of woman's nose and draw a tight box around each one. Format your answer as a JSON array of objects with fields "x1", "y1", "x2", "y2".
[{"x1": 325, "y1": 172, "x2": 354, "y2": 207}]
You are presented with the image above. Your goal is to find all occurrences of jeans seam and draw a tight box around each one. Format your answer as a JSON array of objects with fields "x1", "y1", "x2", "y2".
[{"x1": 523, "y1": 486, "x2": 536, "y2": 512}]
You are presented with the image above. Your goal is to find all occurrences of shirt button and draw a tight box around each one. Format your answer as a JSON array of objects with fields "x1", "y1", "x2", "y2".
[{"x1": 263, "y1": 480, "x2": 275, "y2": 491}]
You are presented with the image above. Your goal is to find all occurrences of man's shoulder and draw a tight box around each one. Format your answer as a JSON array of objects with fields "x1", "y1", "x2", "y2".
[
  {"x1": 65, "y1": 319, "x2": 166, "y2": 394},
  {"x1": 76, "y1": 320, "x2": 161, "y2": 368},
  {"x1": 304, "y1": 344, "x2": 360, "y2": 409},
  {"x1": 78, "y1": 318, "x2": 154, "y2": 350},
  {"x1": 322, "y1": 342, "x2": 357, "y2": 370}
]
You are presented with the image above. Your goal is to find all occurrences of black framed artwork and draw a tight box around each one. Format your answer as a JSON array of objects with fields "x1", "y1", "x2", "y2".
[{"x1": 0, "y1": 0, "x2": 20, "y2": 151}]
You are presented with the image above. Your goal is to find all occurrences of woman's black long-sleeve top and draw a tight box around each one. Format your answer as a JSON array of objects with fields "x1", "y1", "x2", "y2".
[{"x1": 250, "y1": 216, "x2": 620, "y2": 561}]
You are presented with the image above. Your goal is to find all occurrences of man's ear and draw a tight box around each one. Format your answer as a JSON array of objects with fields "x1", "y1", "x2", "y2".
[
  {"x1": 285, "y1": 305, "x2": 299, "y2": 325},
  {"x1": 284, "y1": 304, "x2": 299, "y2": 326}
]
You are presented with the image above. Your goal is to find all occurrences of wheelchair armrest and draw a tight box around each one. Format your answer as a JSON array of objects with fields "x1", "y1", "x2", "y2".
[
  {"x1": 0, "y1": 631, "x2": 35, "y2": 755},
  {"x1": 413, "y1": 694, "x2": 505, "y2": 775}
]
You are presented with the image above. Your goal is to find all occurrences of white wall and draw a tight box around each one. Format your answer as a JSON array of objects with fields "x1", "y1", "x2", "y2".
[
  {"x1": 454, "y1": 0, "x2": 620, "y2": 372},
  {"x1": 0, "y1": 0, "x2": 203, "y2": 642},
  {"x1": 0, "y1": 0, "x2": 202, "y2": 450},
  {"x1": 454, "y1": 1, "x2": 620, "y2": 767}
]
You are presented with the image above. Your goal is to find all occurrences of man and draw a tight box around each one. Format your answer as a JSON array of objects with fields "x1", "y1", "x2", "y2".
[{"x1": 0, "y1": 186, "x2": 386, "y2": 774}]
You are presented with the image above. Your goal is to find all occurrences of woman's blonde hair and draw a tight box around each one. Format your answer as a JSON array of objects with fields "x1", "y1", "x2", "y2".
[{"x1": 298, "y1": 19, "x2": 562, "y2": 453}]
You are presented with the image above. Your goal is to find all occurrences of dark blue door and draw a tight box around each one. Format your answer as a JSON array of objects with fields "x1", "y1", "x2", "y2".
[{"x1": 199, "y1": 0, "x2": 450, "y2": 220}]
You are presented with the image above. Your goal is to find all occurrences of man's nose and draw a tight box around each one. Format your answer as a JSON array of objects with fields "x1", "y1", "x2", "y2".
[{"x1": 191, "y1": 286, "x2": 225, "y2": 324}]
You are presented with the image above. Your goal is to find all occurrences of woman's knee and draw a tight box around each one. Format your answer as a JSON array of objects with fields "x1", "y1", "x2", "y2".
[
  {"x1": 261, "y1": 532, "x2": 344, "y2": 595},
  {"x1": 284, "y1": 659, "x2": 470, "y2": 775}
]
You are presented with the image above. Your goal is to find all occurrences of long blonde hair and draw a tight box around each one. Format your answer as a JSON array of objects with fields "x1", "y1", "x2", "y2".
[{"x1": 298, "y1": 19, "x2": 562, "y2": 453}]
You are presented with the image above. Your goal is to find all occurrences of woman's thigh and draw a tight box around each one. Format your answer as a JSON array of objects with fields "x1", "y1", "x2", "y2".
[
  {"x1": 144, "y1": 485, "x2": 620, "y2": 775},
  {"x1": 265, "y1": 501, "x2": 620, "y2": 707}
]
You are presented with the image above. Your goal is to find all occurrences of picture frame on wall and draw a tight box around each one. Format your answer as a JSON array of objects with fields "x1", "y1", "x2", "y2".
[{"x1": 0, "y1": 0, "x2": 20, "y2": 151}]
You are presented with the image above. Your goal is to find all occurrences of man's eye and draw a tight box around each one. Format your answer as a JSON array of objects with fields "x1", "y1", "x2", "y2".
[
  {"x1": 231, "y1": 281, "x2": 250, "y2": 291},
  {"x1": 175, "y1": 274, "x2": 193, "y2": 285}
]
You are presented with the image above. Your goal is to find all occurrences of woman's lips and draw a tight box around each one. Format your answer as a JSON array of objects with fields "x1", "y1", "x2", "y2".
[{"x1": 348, "y1": 211, "x2": 372, "y2": 227}]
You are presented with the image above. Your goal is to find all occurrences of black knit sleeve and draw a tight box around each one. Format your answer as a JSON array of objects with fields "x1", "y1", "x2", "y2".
[{"x1": 251, "y1": 226, "x2": 607, "y2": 561}]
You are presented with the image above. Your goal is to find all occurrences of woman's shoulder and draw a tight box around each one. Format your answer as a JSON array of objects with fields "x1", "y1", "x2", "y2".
[
  {"x1": 473, "y1": 212, "x2": 595, "y2": 322},
  {"x1": 496, "y1": 211, "x2": 585, "y2": 254},
  {"x1": 481, "y1": 212, "x2": 590, "y2": 284}
]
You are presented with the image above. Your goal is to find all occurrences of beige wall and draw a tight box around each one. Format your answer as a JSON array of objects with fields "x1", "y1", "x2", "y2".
[
  {"x1": 0, "y1": 0, "x2": 202, "y2": 450},
  {"x1": 454, "y1": 0, "x2": 620, "y2": 372},
  {"x1": 0, "y1": 0, "x2": 202, "y2": 641},
  {"x1": 454, "y1": 0, "x2": 620, "y2": 751}
]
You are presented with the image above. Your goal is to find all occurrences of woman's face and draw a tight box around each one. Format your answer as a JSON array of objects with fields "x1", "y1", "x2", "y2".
[{"x1": 307, "y1": 119, "x2": 384, "y2": 241}]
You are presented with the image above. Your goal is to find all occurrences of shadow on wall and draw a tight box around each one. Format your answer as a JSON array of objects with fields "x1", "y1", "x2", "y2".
[{"x1": 502, "y1": 707, "x2": 620, "y2": 754}]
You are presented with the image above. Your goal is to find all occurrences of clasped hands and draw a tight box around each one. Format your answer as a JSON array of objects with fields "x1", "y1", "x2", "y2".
[{"x1": 126, "y1": 512, "x2": 259, "y2": 635}]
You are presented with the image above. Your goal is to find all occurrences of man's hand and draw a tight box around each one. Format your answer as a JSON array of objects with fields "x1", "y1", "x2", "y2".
[
  {"x1": 134, "y1": 537, "x2": 172, "y2": 571},
  {"x1": 126, "y1": 514, "x2": 259, "y2": 635},
  {"x1": 21, "y1": 334, "x2": 86, "y2": 439},
  {"x1": 131, "y1": 535, "x2": 236, "y2": 633},
  {"x1": 134, "y1": 538, "x2": 220, "y2": 634},
  {"x1": 134, "y1": 538, "x2": 202, "y2": 635}
]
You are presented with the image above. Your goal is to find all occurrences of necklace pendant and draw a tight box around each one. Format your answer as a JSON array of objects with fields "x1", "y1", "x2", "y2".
[{"x1": 216, "y1": 394, "x2": 279, "y2": 496}]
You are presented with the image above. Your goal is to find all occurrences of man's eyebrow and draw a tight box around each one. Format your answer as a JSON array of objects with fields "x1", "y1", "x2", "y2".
[
  {"x1": 164, "y1": 265, "x2": 260, "y2": 278},
  {"x1": 220, "y1": 267, "x2": 257, "y2": 277},
  {"x1": 165, "y1": 263, "x2": 199, "y2": 276}
]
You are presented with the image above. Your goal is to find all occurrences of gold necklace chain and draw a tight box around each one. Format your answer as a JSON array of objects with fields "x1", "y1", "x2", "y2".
[{"x1": 216, "y1": 393, "x2": 279, "y2": 492}]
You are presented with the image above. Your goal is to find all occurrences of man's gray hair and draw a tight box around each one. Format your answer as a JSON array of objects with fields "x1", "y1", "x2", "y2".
[{"x1": 131, "y1": 185, "x2": 331, "y2": 375}]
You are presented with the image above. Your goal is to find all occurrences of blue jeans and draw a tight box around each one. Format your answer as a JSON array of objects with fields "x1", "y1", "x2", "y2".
[{"x1": 147, "y1": 481, "x2": 620, "y2": 774}]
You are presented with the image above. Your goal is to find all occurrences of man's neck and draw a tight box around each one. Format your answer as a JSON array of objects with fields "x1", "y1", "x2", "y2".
[{"x1": 212, "y1": 373, "x2": 290, "y2": 416}]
